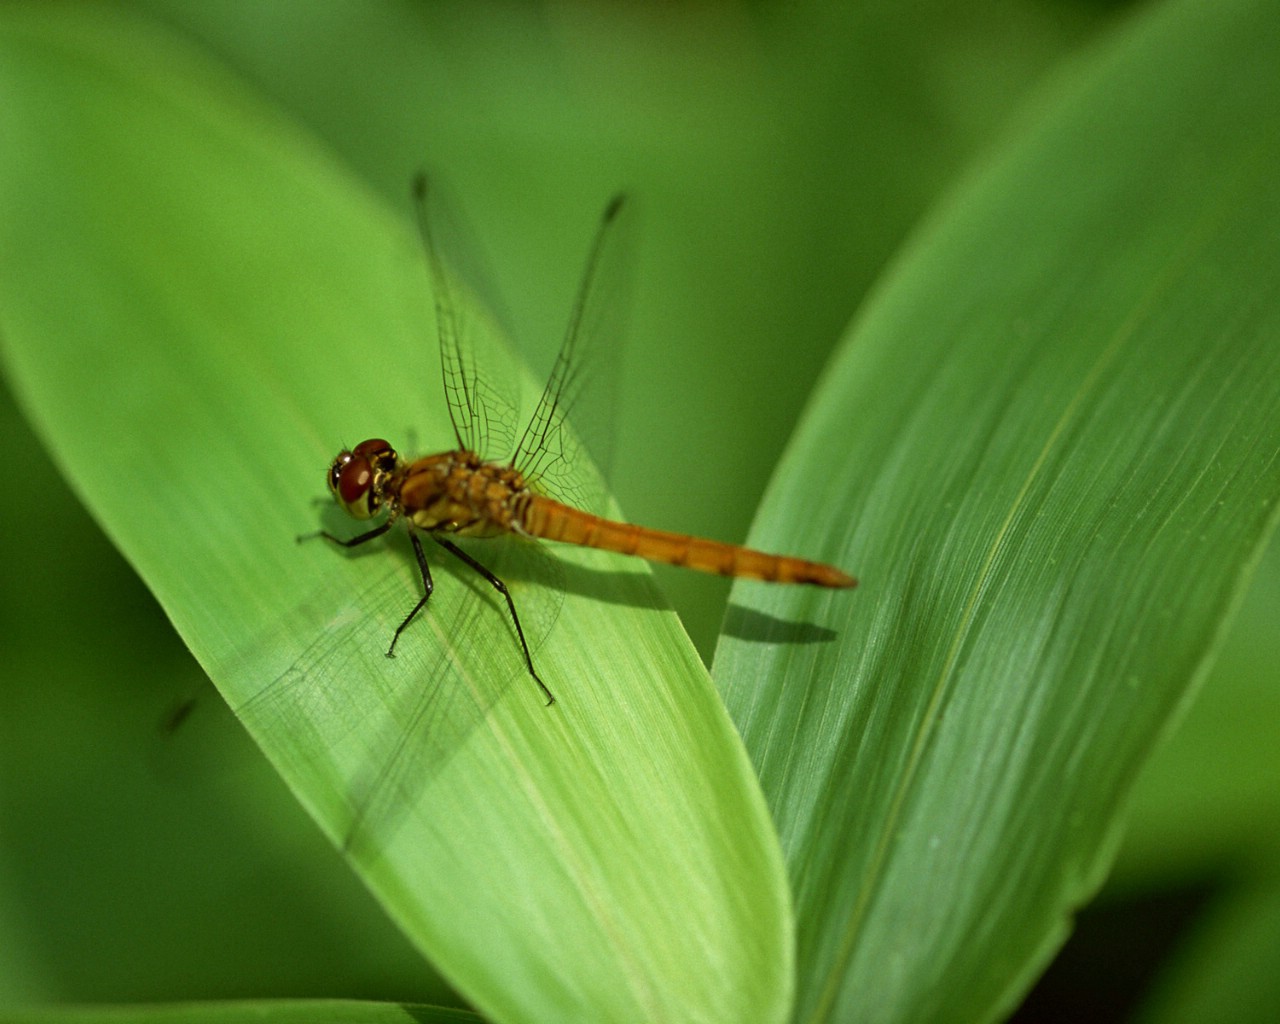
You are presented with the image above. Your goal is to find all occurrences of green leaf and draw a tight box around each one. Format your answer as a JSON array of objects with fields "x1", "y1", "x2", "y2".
[
  {"x1": 0, "y1": 999, "x2": 480, "y2": 1024},
  {"x1": 715, "y1": 0, "x2": 1280, "y2": 1020},
  {"x1": 0, "y1": 8, "x2": 790, "y2": 1024}
]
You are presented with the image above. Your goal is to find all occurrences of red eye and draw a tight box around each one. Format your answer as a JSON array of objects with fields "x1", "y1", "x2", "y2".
[
  {"x1": 353, "y1": 438, "x2": 391, "y2": 458},
  {"x1": 337, "y1": 458, "x2": 372, "y2": 505}
]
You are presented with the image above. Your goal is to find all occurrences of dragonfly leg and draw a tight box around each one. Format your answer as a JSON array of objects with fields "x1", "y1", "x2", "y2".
[
  {"x1": 432, "y1": 536, "x2": 556, "y2": 706},
  {"x1": 298, "y1": 521, "x2": 393, "y2": 547},
  {"x1": 386, "y1": 528, "x2": 435, "y2": 658}
]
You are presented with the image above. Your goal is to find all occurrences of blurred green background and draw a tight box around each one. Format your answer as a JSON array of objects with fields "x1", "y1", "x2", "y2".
[{"x1": 1, "y1": 1, "x2": 1276, "y2": 1019}]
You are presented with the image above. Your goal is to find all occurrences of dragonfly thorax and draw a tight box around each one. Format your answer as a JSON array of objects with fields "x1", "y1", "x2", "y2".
[
  {"x1": 399, "y1": 450, "x2": 532, "y2": 536},
  {"x1": 327, "y1": 438, "x2": 402, "y2": 520}
]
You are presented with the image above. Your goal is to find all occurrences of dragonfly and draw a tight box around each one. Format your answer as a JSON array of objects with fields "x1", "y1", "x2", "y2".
[{"x1": 308, "y1": 175, "x2": 856, "y2": 706}]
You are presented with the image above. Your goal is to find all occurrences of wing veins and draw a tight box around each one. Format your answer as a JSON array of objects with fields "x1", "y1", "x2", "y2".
[
  {"x1": 514, "y1": 194, "x2": 628, "y2": 485},
  {"x1": 414, "y1": 174, "x2": 475, "y2": 453}
]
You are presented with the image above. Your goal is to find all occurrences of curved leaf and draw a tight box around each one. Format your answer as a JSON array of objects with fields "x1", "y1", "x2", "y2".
[
  {"x1": 0, "y1": 9, "x2": 790, "y2": 1024},
  {"x1": 716, "y1": 0, "x2": 1280, "y2": 1021}
]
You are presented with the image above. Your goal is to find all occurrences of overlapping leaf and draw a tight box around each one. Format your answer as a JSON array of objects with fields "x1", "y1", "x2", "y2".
[{"x1": 716, "y1": 1, "x2": 1280, "y2": 1021}]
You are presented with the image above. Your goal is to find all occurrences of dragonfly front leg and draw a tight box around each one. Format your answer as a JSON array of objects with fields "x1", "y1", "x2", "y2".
[
  {"x1": 432, "y1": 536, "x2": 555, "y2": 706},
  {"x1": 298, "y1": 520, "x2": 393, "y2": 547},
  {"x1": 387, "y1": 527, "x2": 435, "y2": 658},
  {"x1": 300, "y1": 519, "x2": 431, "y2": 657}
]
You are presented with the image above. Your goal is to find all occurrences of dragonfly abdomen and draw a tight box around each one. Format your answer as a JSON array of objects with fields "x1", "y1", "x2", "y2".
[{"x1": 521, "y1": 496, "x2": 855, "y2": 588}]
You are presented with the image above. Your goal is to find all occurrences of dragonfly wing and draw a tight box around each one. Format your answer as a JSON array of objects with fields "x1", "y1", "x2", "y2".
[
  {"x1": 230, "y1": 568, "x2": 482, "y2": 854},
  {"x1": 412, "y1": 174, "x2": 520, "y2": 462},
  {"x1": 236, "y1": 534, "x2": 562, "y2": 856},
  {"x1": 512, "y1": 192, "x2": 634, "y2": 515}
]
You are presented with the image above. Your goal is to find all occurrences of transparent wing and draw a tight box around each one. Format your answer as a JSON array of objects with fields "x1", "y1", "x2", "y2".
[
  {"x1": 512, "y1": 193, "x2": 634, "y2": 514},
  {"x1": 238, "y1": 533, "x2": 561, "y2": 855},
  {"x1": 412, "y1": 173, "x2": 519, "y2": 462}
]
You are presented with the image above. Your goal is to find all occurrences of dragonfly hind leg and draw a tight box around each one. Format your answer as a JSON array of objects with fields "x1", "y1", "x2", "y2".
[{"x1": 432, "y1": 536, "x2": 556, "y2": 706}]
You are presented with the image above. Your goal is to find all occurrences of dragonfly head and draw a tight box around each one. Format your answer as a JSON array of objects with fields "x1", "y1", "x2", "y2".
[{"x1": 327, "y1": 438, "x2": 400, "y2": 520}]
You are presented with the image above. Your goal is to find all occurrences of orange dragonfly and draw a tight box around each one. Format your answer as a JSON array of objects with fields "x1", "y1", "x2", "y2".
[{"x1": 309, "y1": 175, "x2": 855, "y2": 705}]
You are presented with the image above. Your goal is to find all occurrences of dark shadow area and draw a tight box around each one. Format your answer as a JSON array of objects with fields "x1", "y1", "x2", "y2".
[
  {"x1": 721, "y1": 603, "x2": 840, "y2": 645},
  {"x1": 1010, "y1": 875, "x2": 1222, "y2": 1023},
  {"x1": 403, "y1": 1005, "x2": 482, "y2": 1023}
]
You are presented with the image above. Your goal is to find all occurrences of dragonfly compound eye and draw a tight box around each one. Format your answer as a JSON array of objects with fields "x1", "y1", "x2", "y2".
[
  {"x1": 334, "y1": 456, "x2": 381, "y2": 519},
  {"x1": 350, "y1": 438, "x2": 396, "y2": 472},
  {"x1": 326, "y1": 452, "x2": 349, "y2": 497}
]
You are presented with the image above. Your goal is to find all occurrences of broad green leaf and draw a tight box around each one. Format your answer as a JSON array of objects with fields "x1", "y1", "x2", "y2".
[
  {"x1": 716, "y1": 0, "x2": 1280, "y2": 1021},
  {"x1": 0, "y1": 8, "x2": 791, "y2": 1024}
]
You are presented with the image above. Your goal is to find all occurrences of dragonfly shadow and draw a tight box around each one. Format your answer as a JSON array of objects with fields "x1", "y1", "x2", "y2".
[
  {"x1": 303, "y1": 501, "x2": 382, "y2": 546},
  {"x1": 720, "y1": 603, "x2": 839, "y2": 645},
  {"x1": 548, "y1": 557, "x2": 669, "y2": 613}
]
